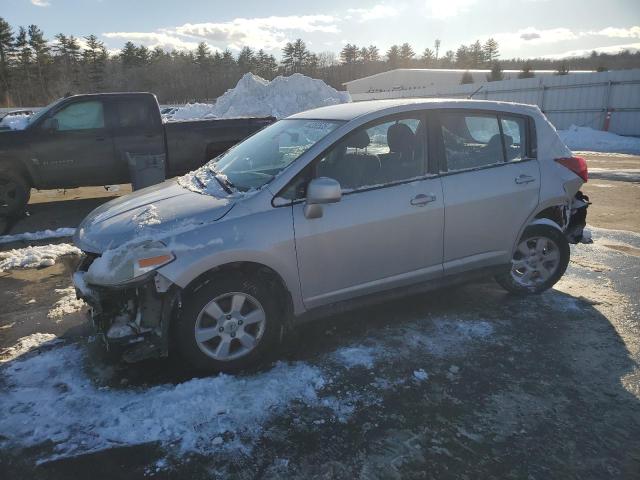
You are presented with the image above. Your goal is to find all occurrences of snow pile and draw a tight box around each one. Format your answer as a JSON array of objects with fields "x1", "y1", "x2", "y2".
[
  {"x1": 171, "y1": 73, "x2": 351, "y2": 121},
  {"x1": 47, "y1": 287, "x2": 86, "y2": 321},
  {"x1": 0, "y1": 227, "x2": 76, "y2": 245},
  {"x1": 333, "y1": 345, "x2": 377, "y2": 369},
  {"x1": 0, "y1": 113, "x2": 31, "y2": 130},
  {"x1": 0, "y1": 243, "x2": 81, "y2": 272},
  {"x1": 0, "y1": 333, "x2": 61, "y2": 362},
  {"x1": 558, "y1": 125, "x2": 640, "y2": 154}
]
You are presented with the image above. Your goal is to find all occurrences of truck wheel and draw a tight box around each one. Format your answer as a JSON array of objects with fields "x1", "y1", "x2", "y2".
[
  {"x1": 175, "y1": 272, "x2": 283, "y2": 372},
  {"x1": 0, "y1": 167, "x2": 31, "y2": 216},
  {"x1": 495, "y1": 225, "x2": 570, "y2": 295}
]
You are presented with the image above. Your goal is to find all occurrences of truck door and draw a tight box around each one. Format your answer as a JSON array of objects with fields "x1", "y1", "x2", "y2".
[
  {"x1": 107, "y1": 96, "x2": 165, "y2": 184},
  {"x1": 30, "y1": 99, "x2": 117, "y2": 188}
]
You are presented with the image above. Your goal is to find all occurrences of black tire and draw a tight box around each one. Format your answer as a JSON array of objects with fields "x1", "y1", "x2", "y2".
[
  {"x1": 175, "y1": 271, "x2": 283, "y2": 372},
  {"x1": 495, "y1": 225, "x2": 570, "y2": 295},
  {"x1": 0, "y1": 165, "x2": 31, "y2": 216}
]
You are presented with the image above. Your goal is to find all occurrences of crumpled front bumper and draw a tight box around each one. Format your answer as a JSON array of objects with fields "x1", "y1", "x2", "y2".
[{"x1": 73, "y1": 254, "x2": 180, "y2": 362}]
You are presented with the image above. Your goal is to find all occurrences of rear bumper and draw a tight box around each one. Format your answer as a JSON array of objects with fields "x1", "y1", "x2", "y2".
[{"x1": 566, "y1": 191, "x2": 590, "y2": 244}]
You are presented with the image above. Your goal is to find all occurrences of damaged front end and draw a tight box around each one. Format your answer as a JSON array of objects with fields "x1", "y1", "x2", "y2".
[{"x1": 74, "y1": 251, "x2": 181, "y2": 363}]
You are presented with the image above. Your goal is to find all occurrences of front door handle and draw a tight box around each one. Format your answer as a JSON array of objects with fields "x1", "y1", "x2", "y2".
[
  {"x1": 515, "y1": 174, "x2": 535, "y2": 184},
  {"x1": 410, "y1": 193, "x2": 437, "y2": 206}
]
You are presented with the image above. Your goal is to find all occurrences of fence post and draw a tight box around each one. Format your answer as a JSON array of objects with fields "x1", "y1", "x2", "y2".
[{"x1": 602, "y1": 80, "x2": 613, "y2": 131}]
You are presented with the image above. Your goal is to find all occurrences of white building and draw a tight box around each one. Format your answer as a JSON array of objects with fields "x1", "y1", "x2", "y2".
[
  {"x1": 343, "y1": 68, "x2": 588, "y2": 97},
  {"x1": 343, "y1": 68, "x2": 640, "y2": 136}
]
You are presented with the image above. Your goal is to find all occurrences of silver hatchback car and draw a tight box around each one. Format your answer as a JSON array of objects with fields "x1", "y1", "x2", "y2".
[{"x1": 73, "y1": 99, "x2": 590, "y2": 371}]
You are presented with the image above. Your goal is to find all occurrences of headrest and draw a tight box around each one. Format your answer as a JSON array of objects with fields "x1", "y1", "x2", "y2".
[
  {"x1": 345, "y1": 129, "x2": 370, "y2": 149},
  {"x1": 387, "y1": 123, "x2": 415, "y2": 153}
]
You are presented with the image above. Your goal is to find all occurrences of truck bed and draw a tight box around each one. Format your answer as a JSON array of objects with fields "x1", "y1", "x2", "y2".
[{"x1": 164, "y1": 117, "x2": 275, "y2": 176}]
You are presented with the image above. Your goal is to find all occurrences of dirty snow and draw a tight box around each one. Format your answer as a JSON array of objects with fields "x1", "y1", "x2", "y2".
[
  {"x1": 0, "y1": 227, "x2": 76, "y2": 245},
  {"x1": 0, "y1": 333, "x2": 61, "y2": 363},
  {"x1": 47, "y1": 287, "x2": 86, "y2": 321},
  {"x1": 558, "y1": 125, "x2": 640, "y2": 154},
  {"x1": 171, "y1": 73, "x2": 350, "y2": 121},
  {"x1": 0, "y1": 243, "x2": 81, "y2": 272},
  {"x1": 0, "y1": 113, "x2": 31, "y2": 130},
  {"x1": 0, "y1": 317, "x2": 495, "y2": 463}
]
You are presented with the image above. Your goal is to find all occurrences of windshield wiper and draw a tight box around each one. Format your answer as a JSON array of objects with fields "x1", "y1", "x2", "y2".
[{"x1": 207, "y1": 166, "x2": 236, "y2": 194}]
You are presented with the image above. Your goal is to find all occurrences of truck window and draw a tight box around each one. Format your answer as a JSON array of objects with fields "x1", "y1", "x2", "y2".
[
  {"x1": 115, "y1": 100, "x2": 155, "y2": 129},
  {"x1": 53, "y1": 101, "x2": 105, "y2": 131}
]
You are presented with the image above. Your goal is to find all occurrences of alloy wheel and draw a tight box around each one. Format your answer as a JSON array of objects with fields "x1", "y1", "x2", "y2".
[
  {"x1": 510, "y1": 236, "x2": 561, "y2": 288},
  {"x1": 194, "y1": 292, "x2": 266, "y2": 361}
]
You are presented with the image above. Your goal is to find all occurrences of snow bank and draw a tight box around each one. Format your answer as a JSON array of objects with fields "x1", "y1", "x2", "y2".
[
  {"x1": 0, "y1": 227, "x2": 76, "y2": 245},
  {"x1": 0, "y1": 243, "x2": 81, "y2": 272},
  {"x1": 0, "y1": 113, "x2": 31, "y2": 130},
  {"x1": 171, "y1": 73, "x2": 350, "y2": 121},
  {"x1": 47, "y1": 287, "x2": 86, "y2": 321},
  {"x1": 558, "y1": 125, "x2": 640, "y2": 154}
]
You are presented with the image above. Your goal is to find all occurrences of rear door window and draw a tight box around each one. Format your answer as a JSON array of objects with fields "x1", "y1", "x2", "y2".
[
  {"x1": 500, "y1": 116, "x2": 527, "y2": 162},
  {"x1": 114, "y1": 99, "x2": 156, "y2": 129},
  {"x1": 440, "y1": 112, "x2": 504, "y2": 172}
]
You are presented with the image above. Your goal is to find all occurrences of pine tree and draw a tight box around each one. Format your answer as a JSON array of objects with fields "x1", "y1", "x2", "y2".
[
  {"x1": 455, "y1": 45, "x2": 469, "y2": 68},
  {"x1": 120, "y1": 41, "x2": 138, "y2": 68},
  {"x1": 340, "y1": 44, "x2": 358, "y2": 64},
  {"x1": 399, "y1": 43, "x2": 415, "y2": 67},
  {"x1": 486, "y1": 61, "x2": 503, "y2": 82},
  {"x1": 28, "y1": 24, "x2": 50, "y2": 98},
  {"x1": 386, "y1": 45, "x2": 400, "y2": 69},
  {"x1": 469, "y1": 40, "x2": 484, "y2": 68},
  {"x1": 483, "y1": 38, "x2": 499, "y2": 64},
  {"x1": 0, "y1": 17, "x2": 15, "y2": 105},
  {"x1": 359, "y1": 46, "x2": 370, "y2": 63},
  {"x1": 237, "y1": 46, "x2": 255, "y2": 73},
  {"x1": 460, "y1": 70, "x2": 474, "y2": 84},
  {"x1": 367, "y1": 45, "x2": 380, "y2": 62},
  {"x1": 421, "y1": 48, "x2": 435, "y2": 67},
  {"x1": 136, "y1": 45, "x2": 150, "y2": 66},
  {"x1": 83, "y1": 34, "x2": 108, "y2": 91},
  {"x1": 518, "y1": 61, "x2": 535, "y2": 79}
]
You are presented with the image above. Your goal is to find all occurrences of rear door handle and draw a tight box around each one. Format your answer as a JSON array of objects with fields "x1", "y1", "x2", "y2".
[
  {"x1": 410, "y1": 193, "x2": 437, "y2": 206},
  {"x1": 515, "y1": 174, "x2": 535, "y2": 184}
]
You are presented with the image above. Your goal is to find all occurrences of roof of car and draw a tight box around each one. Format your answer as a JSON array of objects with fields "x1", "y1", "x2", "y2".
[{"x1": 289, "y1": 98, "x2": 541, "y2": 121}]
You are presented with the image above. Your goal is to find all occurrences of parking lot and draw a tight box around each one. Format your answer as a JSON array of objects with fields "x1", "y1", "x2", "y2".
[{"x1": 0, "y1": 153, "x2": 639, "y2": 479}]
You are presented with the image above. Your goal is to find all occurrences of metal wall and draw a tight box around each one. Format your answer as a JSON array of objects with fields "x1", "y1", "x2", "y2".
[{"x1": 350, "y1": 69, "x2": 640, "y2": 136}]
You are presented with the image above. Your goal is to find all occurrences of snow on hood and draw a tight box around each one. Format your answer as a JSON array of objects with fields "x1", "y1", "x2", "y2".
[
  {"x1": 170, "y1": 73, "x2": 351, "y2": 121},
  {"x1": 74, "y1": 179, "x2": 235, "y2": 254}
]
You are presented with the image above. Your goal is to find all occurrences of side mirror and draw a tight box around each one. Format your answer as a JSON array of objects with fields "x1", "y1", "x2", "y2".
[
  {"x1": 42, "y1": 117, "x2": 59, "y2": 132},
  {"x1": 304, "y1": 177, "x2": 342, "y2": 219}
]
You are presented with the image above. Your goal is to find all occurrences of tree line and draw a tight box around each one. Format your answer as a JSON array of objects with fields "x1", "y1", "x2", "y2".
[{"x1": 1, "y1": 16, "x2": 639, "y2": 107}]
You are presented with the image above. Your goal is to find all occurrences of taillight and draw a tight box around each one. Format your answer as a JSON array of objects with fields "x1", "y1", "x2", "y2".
[{"x1": 555, "y1": 156, "x2": 588, "y2": 182}]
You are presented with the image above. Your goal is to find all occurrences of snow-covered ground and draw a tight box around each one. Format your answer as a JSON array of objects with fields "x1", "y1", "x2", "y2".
[
  {"x1": 0, "y1": 227, "x2": 76, "y2": 245},
  {"x1": 0, "y1": 317, "x2": 494, "y2": 464},
  {"x1": 0, "y1": 243, "x2": 81, "y2": 272},
  {"x1": 171, "y1": 73, "x2": 351, "y2": 121},
  {"x1": 558, "y1": 125, "x2": 640, "y2": 154}
]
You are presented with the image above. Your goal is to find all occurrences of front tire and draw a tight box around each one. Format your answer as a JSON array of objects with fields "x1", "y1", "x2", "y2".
[
  {"x1": 0, "y1": 166, "x2": 31, "y2": 216},
  {"x1": 496, "y1": 225, "x2": 570, "y2": 295},
  {"x1": 175, "y1": 272, "x2": 282, "y2": 372}
]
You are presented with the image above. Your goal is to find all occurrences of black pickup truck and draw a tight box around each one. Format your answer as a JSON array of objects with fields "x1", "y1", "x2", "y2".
[{"x1": 0, "y1": 92, "x2": 274, "y2": 215}]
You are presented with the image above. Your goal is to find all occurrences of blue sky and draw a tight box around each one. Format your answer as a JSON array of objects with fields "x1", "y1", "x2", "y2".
[{"x1": 3, "y1": 0, "x2": 640, "y2": 59}]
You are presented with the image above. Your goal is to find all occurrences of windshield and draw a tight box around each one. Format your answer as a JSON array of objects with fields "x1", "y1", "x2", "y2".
[
  {"x1": 27, "y1": 98, "x2": 64, "y2": 126},
  {"x1": 180, "y1": 119, "x2": 344, "y2": 195}
]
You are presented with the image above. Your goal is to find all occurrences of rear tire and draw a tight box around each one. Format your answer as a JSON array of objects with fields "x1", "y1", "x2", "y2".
[
  {"x1": 175, "y1": 271, "x2": 283, "y2": 372},
  {"x1": 496, "y1": 225, "x2": 570, "y2": 295},
  {"x1": 0, "y1": 165, "x2": 31, "y2": 216}
]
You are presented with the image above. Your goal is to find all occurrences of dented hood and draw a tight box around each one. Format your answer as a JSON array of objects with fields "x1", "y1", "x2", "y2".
[{"x1": 74, "y1": 179, "x2": 235, "y2": 253}]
